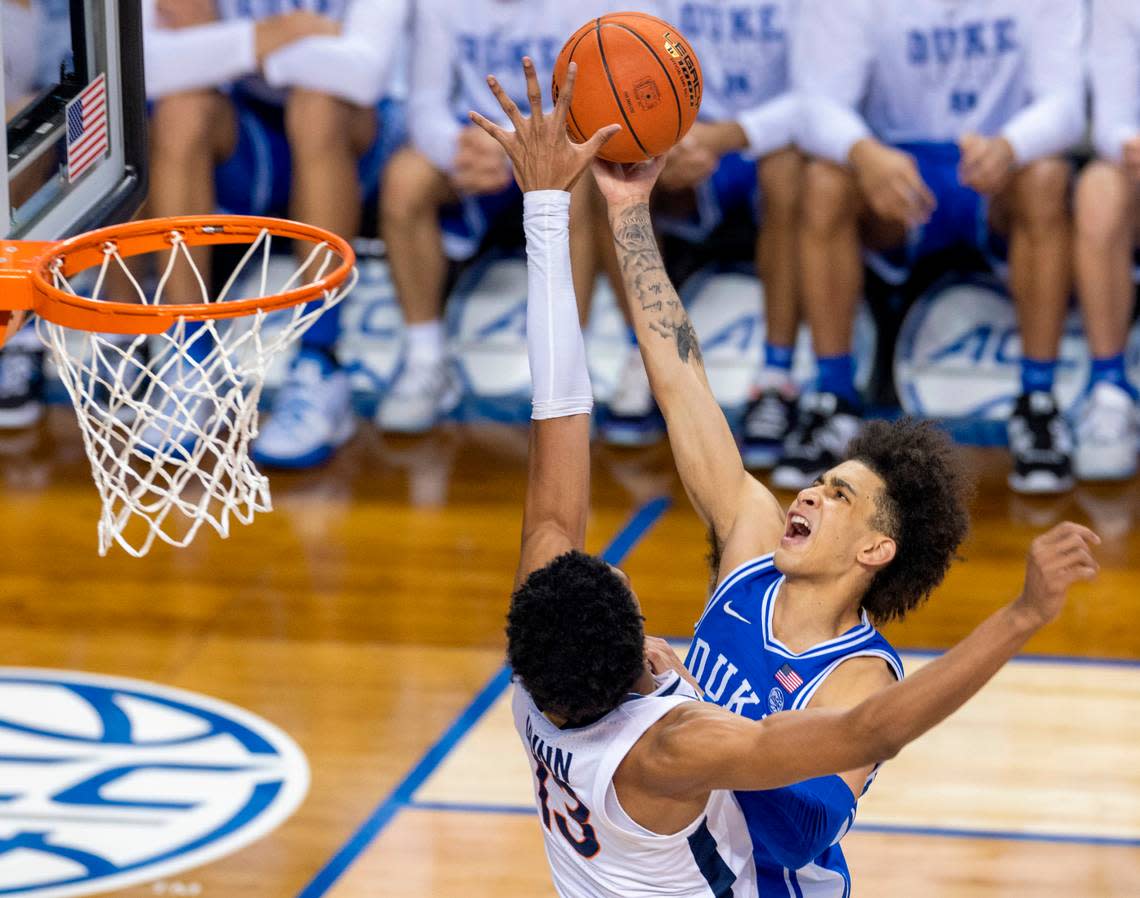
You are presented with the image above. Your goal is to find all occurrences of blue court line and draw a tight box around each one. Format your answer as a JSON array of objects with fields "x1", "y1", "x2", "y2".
[
  {"x1": 403, "y1": 800, "x2": 1140, "y2": 849},
  {"x1": 295, "y1": 495, "x2": 672, "y2": 898}
]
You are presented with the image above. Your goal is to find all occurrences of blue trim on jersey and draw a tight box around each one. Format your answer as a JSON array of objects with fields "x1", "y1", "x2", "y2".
[
  {"x1": 761, "y1": 578, "x2": 876, "y2": 660},
  {"x1": 687, "y1": 818, "x2": 738, "y2": 898},
  {"x1": 786, "y1": 868, "x2": 805, "y2": 898},
  {"x1": 695, "y1": 553, "x2": 777, "y2": 631}
]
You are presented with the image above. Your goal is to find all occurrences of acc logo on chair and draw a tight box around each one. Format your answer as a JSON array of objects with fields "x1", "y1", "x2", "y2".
[{"x1": 0, "y1": 669, "x2": 309, "y2": 897}]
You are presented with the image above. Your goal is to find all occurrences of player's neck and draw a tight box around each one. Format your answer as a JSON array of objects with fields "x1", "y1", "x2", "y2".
[{"x1": 774, "y1": 576, "x2": 865, "y2": 652}]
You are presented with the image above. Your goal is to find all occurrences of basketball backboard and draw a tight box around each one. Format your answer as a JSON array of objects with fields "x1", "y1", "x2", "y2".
[{"x1": 2, "y1": 0, "x2": 146, "y2": 241}]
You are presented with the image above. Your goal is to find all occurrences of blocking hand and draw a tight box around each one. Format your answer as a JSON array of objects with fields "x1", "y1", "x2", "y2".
[{"x1": 469, "y1": 57, "x2": 620, "y2": 193}]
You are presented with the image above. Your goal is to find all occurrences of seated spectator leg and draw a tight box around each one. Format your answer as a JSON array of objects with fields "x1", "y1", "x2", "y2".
[
  {"x1": 148, "y1": 90, "x2": 237, "y2": 301},
  {"x1": 1072, "y1": 160, "x2": 1139, "y2": 480},
  {"x1": 568, "y1": 172, "x2": 615, "y2": 326},
  {"x1": 249, "y1": 89, "x2": 375, "y2": 470},
  {"x1": 741, "y1": 148, "x2": 804, "y2": 469},
  {"x1": 772, "y1": 160, "x2": 879, "y2": 489},
  {"x1": 994, "y1": 157, "x2": 1075, "y2": 493},
  {"x1": 376, "y1": 147, "x2": 458, "y2": 433}
]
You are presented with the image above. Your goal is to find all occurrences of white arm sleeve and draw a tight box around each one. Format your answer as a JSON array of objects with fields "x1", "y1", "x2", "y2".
[
  {"x1": 142, "y1": 0, "x2": 256, "y2": 99},
  {"x1": 1089, "y1": 0, "x2": 1140, "y2": 162},
  {"x1": 1000, "y1": 0, "x2": 1086, "y2": 163},
  {"x1": 524, "y1": 191, "x2": 593, "y2": 421},
  {"x1": 261, "y1": 0, "x2": 410, "y2": 108},
  {"x1": 793, "y1": 0, "x2": 874, "y2": 164},
  {"x1": 737, "y1": 92, "x2": 802, "y2": 159},
  {"x1": 408, "y1": 0, "x2": 462, "y2": 172}
]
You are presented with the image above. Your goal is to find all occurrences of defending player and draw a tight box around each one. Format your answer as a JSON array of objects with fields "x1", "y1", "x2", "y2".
[
  {"x1": 375, "y1": 0, "x2": 618, "y2": 434},
  {"x1": 485, "y1": 58, "x2": 1100, "y2": 898},
  {"x1": 789, "y1": 0, "x2": 1085, "y2": 494},
  {"x1": 1072, "y1": 0, "x2": 1140, "y2": 481},
  {"x1": 603, "y1": 1, "x2": 804, "y2": 468},
  {"x1": 141, "y1": 0, "x2": 407, "y2": 461}
]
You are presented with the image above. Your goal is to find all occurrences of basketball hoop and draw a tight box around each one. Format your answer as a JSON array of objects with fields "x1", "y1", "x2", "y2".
[{"x1": 0, "y1": 215, "x2": 357, "y2": 557}]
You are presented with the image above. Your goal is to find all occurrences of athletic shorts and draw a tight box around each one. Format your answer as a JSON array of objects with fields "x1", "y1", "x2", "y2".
[
  {"x1": 439, "y1": 183, "x2": 523, "y2": 262},
  {"x1": 867, "y1": 141, "x2": 1005, "y2": 283},
  {"x1": 655, "y1": 151, "x2": 760, "y2": 243},
  {"x1": 214, "y1": 89, "x2": 407, "y2": 217}
]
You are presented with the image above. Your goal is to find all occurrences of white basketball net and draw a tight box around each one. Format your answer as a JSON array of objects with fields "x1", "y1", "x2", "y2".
[{"x1": 34, "y1": 228, "x2": 357, "y2": 557}]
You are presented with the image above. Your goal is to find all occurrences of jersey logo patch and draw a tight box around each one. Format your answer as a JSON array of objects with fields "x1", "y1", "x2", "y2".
[
  {"x1": 767, "y1": 687, "x2": 784, "y2": 714},
  {"x1": 722, "y1": 600, "x2": 752, "y2": 624},
  {"x1": 774, "y1": 663, "x2": 803, "y2": 693}
]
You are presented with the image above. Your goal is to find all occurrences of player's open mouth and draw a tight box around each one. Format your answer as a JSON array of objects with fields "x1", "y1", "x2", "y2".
[{"x1": 782, "y1": 512, "x2": 813, "y2": 547}]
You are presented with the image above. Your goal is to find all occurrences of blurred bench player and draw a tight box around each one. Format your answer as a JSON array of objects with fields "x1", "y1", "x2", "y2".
[
  {"x1": 374, "y1": 0, "x2": 619, "y2": 434},
  {"x1": 790, "y1": 0, "x2": 1085, "y2": 494},
  {"x1": 1071, "y1": 0, "x2": 1140, "y2": 482},
  {"x1": 141, "y1": 0, "x2": 408, "y2": 464},
  {"x1": 602, "y1": 1, "x2": 804, "y2": 464}
]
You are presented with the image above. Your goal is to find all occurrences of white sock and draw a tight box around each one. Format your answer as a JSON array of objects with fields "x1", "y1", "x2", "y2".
[{"x1": 406, "y1": 320, "x2": 444, "y2": 367}]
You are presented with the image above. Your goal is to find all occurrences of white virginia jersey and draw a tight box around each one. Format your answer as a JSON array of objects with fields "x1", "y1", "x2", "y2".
[
  {"x1": 794, "y1": 0, "x2": 1085, "y2": 165},
  {"x1": 512, "y1": 671, "x2": 759, "y2": 898},
  {"x1": 1089, "y1": 0, "x2": 1140, "y2": 163}
]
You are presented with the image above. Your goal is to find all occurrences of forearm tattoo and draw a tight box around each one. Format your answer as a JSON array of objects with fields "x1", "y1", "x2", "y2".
[{"x1": 612, "y1": 203, "x2": 703, "y2": 366}]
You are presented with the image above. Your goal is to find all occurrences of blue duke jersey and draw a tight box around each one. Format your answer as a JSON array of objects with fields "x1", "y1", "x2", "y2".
[
  {"x1": 686, "y1": 553, "x2": 903, "y2": 897},
  {"x1": 793, "y1": 0, "x2": 1085, "y2": 167},
  {"x1": 512, "y1": 671, "x2": 758, "y2": 898}
]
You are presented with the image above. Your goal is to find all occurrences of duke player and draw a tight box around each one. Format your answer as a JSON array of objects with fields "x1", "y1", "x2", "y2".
[
  {"x1": 375, "y1": 0, "x2": 620, "y2": 435},
  {"x1": 1072, "y1": 0, "x2": 1140, "y2": 482},
  {"x1": 142, "y1": 0, "x2": 408, "y2": 463},
  {"x1": 787, "y1": 0, "x2": 1085, "y2": 495},
  {"x1": 602, "y1": 2, "x2": 805, "y2": 471},
  {"x1": 486, "y1": 57, "x2": 1100, "y2": 898},
  {"x1": 592, "y1": 148, "x2": 990, "y2": 895}
]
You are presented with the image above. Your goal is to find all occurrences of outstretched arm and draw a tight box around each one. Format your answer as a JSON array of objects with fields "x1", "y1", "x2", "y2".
[
  {"x1": 594, "y1": 163, "x2": 785, "y2": 579},
  {"x1": 635, "y1": 523, "x2": 1099, "y2": 795},
  {"x1": 469, "y1": 60, "x2": 619, "y2": 586}
]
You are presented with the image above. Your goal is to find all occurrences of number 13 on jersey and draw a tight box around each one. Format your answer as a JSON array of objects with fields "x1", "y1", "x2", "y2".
[{"x1": 533, "y1": 759, "x2": 601, "y2": 858}]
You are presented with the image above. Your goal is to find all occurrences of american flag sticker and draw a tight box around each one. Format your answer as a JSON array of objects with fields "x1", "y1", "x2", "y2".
[
  {"x1": 774, "y1": 663, "x2": 803, "y2": 693},
  {"x1": 65, "y1": 73, "x2": 109, "y2": 183}
]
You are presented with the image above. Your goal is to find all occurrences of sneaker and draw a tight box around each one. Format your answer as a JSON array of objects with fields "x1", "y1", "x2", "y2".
[
  {"x1": 0, "y1": 345, "x2": 45, "y2": 429},
  {"x1": 252, "y1": 352, "x2": 357, "y2": 469},
  {"x1": 600, "y1": 347, "x2": 665, "y2": 447},
  {"x1": 1073, "y1": 382, "x2": 1138, "y2": 482},
  {"x1": 741, "y1": 383, "x2": 798, "y2": 470},
  {"x1": 771, "y1": 392, "x2": 863, "y2": 491},
  {"x1": 375, "y1": 357, "x2": 460, "y2": 434},
  {"x1": 1007, "y1": 391, "x2": 1075, "y2": 494},
  {"x1": 136, "y1": 353, "x2": 216, "y2": 461}
]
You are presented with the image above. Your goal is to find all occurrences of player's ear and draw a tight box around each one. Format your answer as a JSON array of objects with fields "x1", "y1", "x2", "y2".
[{"x1": 858, "y1": 535, "x2": 896, "y2": 571}]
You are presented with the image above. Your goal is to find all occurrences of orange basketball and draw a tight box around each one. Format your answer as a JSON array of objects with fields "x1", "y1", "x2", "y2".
[{"x1": 553, "y1": 12, "x2": 703, "y2": 164}]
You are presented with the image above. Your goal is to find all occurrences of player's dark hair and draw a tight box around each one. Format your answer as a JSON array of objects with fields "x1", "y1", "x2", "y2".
[
  {"x1": 846, "y1": 418, "x2": 973, "y2": 623},
  {"x1": 507, "y1": 550, "x2": 645, "y2": 724}
]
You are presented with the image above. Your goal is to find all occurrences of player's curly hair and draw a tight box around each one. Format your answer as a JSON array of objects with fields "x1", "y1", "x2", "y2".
[
  {"x1": 507, "y1": 550, "x2": 646, "y2": 724},
  {"x1": 846, "y1": 418, "x2": 973, "y2": 623}
]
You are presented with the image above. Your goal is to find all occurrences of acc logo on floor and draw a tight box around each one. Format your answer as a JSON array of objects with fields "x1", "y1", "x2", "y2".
[{"x1": 0, "y1": 669, "x2": 309, "y2": 897}]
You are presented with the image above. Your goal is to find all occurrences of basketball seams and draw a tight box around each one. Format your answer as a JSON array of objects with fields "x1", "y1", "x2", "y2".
[
  {"x1": 593, "y1": 19, "x2": 652, "y2": 159},
  {"x1": 561, "y1": 22, "x2": 597, "y2": 144},
  {"x1": 604, "y1": 21, "x2": 684, "y2": 144}
]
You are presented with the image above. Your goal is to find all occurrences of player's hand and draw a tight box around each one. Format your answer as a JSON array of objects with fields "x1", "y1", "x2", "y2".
[
  {"x1": 849, "y1": 138, "x2": 935, "y2": 228},
  {"x1": 157, "y1": 0, "x2": 217, "y2": 28},
  {"x1": 451, "y1": 126, "x2": 512, "y2": 195},
  {"x1": 958, "y1": 133, "x2": 1017, "y2": 196},
  {"x1": 592, "y1": 156, "x2": 668, "y2": 210},
  {"x1": 657, "y1": 134, "x2": 719, "y2": 191},
  {"x1": 1122, "y1": 135, "x2": 1140, "y2": 183},
  {"x1": 644, "y1": 636, "x2": 703, "y2": 696},
  {"x1": 469, "y1": 57, "x2": 620, "y2": 193},
  {"x1": 255, "y1": 12, "x2": 340, "y2": 65},
  {"x1": 1010, "y1": 522, "x2": 1101, "y2": 630}
]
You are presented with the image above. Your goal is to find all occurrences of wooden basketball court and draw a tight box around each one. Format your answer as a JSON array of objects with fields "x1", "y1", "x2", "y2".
[{"x1": 2, "y1": 411, "x2": 1138, "y2": 896}]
